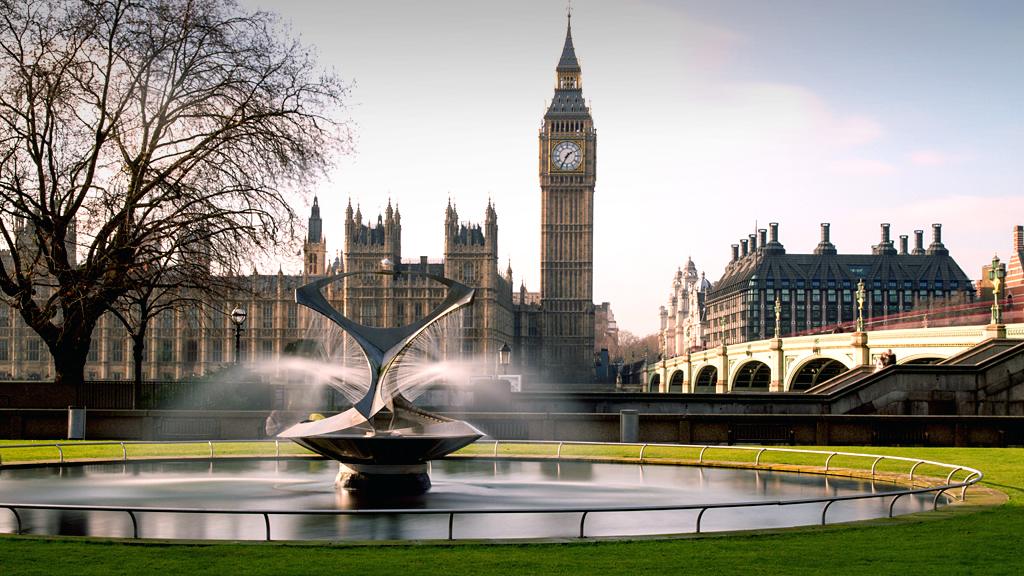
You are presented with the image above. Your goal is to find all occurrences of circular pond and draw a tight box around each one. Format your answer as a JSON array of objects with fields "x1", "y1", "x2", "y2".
[{"x1": 0, "y1": 458, "x2": 943, "y2": 540}]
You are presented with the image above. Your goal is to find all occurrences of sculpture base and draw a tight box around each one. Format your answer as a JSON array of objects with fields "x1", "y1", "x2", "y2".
[{"x1": 335, "y1": 463, "x2": 431, "y2": 494}]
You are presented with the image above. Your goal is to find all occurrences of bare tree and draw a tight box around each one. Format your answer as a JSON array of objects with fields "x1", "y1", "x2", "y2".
[
  {"x1": 0, "y1": 0, "x2": 349, "y2": 389},
  {"x1": 106, "y1": 227, "x2": 238, "y2": 393},
  {"x1": 616, "y1": 330, "x2": 660, "y2": 364}
]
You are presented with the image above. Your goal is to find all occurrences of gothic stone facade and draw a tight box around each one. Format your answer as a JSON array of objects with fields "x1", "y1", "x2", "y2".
[
  {"x1": 538, "y1": 15, "x2": 597, "y2": 383},
  {"x1": 0, "y1": 199, "x2": 514, "y2": 381}
]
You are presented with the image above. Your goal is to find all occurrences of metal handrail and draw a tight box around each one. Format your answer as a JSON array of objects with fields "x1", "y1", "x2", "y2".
[{"x1": 0, "y1": 439, "x2": 984, "y2": 541}]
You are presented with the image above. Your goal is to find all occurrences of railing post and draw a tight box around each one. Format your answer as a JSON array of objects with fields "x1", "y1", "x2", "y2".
[
  {"x1": 962, "y1": 472, "x2": 978, "y2": 501},
  {"x1": 448, "y1": 512, "x2": 455, "y2": 540},
  {"x1": 871, "y1": 456, "x2": 884, "y2": 478},
  {"x1": 639, "y1": 444, "x2": 648, "y2": 462},
  {"x1": 888, "y1": 494, "x2": 903, "y2": 517},
  {"x1": 120, "y1": 442, "x2": 127, "y2": 462},
  {"x1": 755, "y1": 448, "x2": 766, "y2": 466},
  {"x1": 127, "y1": 510, "x2": 138, "y2": 538},
  {"x1": 7, "y1": 507, "x2": 21, "y2": 534},
  {"x1": 56, "y1": 444, "x2": 64, "y2": 464},
  {"x1": 909, "y1": 461, "x2": 924, "y2": 483},
  {"x1": 493, "y1": 440, "x2": 500, "y2": 457},
  {"x1": 945, "y1": 467, "x2": 962, "y2": 485},
  {"x1": 263, "y1": 513, "x2": 271, "y2": 541},
  {"x1": 821, "y1": 500, "x2": 835, "y2": 525},
  {"x1": 556, "y1": 442, "x2": 563, "y2": 459},
  {"x1": 824, "y1": 452, "x2": 837, "y2": 471},
  {"x1": 579, "y1": 511, "x2": 588, "y2": 538},
  {"x1": 933, "y1": 489, "x2": 947, "y2": 510},
  {"x1": 208, "y1": 441, "x2": 214, "y2": 459},
  {"x1": 275, "y1": 440, "x2": 280, "y2": 459},
  {"x1": 696, "y1": 507, "x2": 707, "y2": 533},
  {"x1": 699, "y1": 446, "x2": 709, "y2": 464}
]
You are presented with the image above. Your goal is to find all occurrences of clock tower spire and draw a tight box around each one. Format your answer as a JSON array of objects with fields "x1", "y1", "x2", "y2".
[{"x1": 539, "y1": 12, "x2": 596, "y2": 385}]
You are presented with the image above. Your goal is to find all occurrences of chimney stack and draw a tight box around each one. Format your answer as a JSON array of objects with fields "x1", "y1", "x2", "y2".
[
  {"x1": 758, "y1": 228, "x2": 767, "y2": 248},
  {"x1": 874, "y1": 223, "x2": 896, "y2": 255},
  {"x1": 731, "y1": 244, "x2": 739, "y2": 262},
  {"x1": 814, "y1": 223, "x2": 837, "y2": 255},
  {"x1": 749, "y1": 233, "x2": 757, "y2": 252},
  {"x1": 927, "y1": 223, "x2": 948, "y2": 255},
  {"x1": 740, "y1": 239, "x2": 749, "y2": 257},
  {"x1": 899, "y1": 235, "x2": 909, "y2": 255},
  {"x1": 1015, "y1": 225, "x2": 1024, "y2": 253},
  {"x1": 769, "y1": 222, "x2": 779, "y2": 244},
  {"x1": 913, "y1": 230, "x2": 925, "y2": 255}
]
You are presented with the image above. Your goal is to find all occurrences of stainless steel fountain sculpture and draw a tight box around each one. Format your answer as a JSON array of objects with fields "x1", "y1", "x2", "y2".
[{"x1": 277, "y1": 267, "x2": 484, "y2": 493}]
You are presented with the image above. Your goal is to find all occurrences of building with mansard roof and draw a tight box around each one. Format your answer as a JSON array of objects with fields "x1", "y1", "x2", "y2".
[{"x1": 701, "y1": 222, "x2": 975, "y2": 348}]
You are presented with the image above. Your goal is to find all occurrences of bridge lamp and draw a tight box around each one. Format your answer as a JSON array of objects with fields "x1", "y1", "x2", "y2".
[
  {"x1": 230, "y1": 306, "x2": 247, "y2": 364},
  {"x1": 990, "y1": 255, "x2": 1006, "y2": 325},
  {"x1": 855, "y1": 279, "x2": 866, "y2": 333}
]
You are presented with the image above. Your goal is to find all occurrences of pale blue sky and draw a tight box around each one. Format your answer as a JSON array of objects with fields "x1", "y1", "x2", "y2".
[{"x1": 245, "y1": 0, "x2": 1024, "y2": 335}]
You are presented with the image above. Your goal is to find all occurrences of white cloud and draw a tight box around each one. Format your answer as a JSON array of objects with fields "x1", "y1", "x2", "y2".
[{"x1": 908, "y1": 149, "x2": 970, "y2": 167}]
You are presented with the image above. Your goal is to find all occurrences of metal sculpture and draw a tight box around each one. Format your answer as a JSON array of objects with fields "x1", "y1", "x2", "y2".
[{"x1": 278, "y1": 268, "x2": 484, "y2": 492}]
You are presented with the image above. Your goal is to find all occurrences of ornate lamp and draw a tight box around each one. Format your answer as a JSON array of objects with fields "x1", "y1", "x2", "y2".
[
  {"x1": 855, "y1": 279, "x2": 865, "y2": 333},
  {"x1": 990, "y1": 255, "x2": 1006, "y2": 325},
  {"x1": 773, "y1": 295, "x2": 782, "y2": 337},
  {"x1": 230, "y1": 306, "x2": 247, "y2": 364}
]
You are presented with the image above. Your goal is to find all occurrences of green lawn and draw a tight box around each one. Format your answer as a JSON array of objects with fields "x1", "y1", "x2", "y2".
[{"x1": 0, "y1": 442, "x2": 1021, "y2": 575}]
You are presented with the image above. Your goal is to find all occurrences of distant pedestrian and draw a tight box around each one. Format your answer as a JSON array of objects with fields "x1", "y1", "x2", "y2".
[
  {"x1": 885, "y1": 349, "x2": 897, "y2": 366},
  {"x1": 875, "y1": 354, "x2": 886, "y2": 372}
]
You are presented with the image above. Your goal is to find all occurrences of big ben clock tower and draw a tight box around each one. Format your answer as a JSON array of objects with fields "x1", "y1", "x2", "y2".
[{"x1": 540, "y1": 13, "x2": 596, "y2": 384}]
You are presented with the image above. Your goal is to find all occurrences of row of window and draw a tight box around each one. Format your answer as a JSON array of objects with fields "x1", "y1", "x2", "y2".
[{"x1": 755, "y1": 278, "x2": 965, "y2": 290}]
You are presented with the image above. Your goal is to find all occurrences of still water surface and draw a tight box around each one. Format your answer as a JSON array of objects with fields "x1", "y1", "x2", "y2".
[{"x1": 0, "y1": 459, "x2": 935, "y2": 540}]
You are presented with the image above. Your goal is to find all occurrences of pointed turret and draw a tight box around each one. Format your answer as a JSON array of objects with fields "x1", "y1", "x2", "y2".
[
  {"x1": 546, "y1": 13, "x2": 587, "y2": 117},
  {"x1": 307, "y1": 196, "x2": 322, "y2": 243},
  {"x1": 557, "y1": 13, "x2": 580, "y2": 73},
  {"x1": 304, "y1": 196, "x2": 327, "y2": 275}
]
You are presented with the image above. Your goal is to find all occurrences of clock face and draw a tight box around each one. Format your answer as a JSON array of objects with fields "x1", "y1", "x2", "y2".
[{"x1": 552, "y1": 141, "x2": 583, "y2": 171}]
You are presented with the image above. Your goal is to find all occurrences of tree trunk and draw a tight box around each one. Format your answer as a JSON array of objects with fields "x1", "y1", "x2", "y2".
[
  {"x1": 132, "y1": 322, "x2": 148, "y2": 409},
  {"x1": 50, "y1": 333, "x2": 92, "y2": 407}
]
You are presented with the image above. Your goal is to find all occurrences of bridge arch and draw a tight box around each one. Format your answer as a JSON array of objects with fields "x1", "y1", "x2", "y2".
[
  {"x1": 694, "y1": 366, "x2": 718, "y2": 391},
  {"x1": 668, "y1": 370, "x2": 685, "y2": 393},
  {"x1": 648, "y1": 373, "x2": 661, "y2": 393},
  {"x1": 788, "y1": 357, "x2": 850, "y2": 391},
  {"x1": 731, "y1": 360, "x2": 771, "y2": 390}
]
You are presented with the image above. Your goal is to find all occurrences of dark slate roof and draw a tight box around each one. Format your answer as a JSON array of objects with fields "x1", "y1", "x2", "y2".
[
  {"x1": 710, "y1": 250, "x2": 974, "y2": 298},
  {"x1": 557, "y1": 17, "x2": 580, "y2": 72},
  {"x1": 545, "y1": 89, "x2": 589, "y2": 118}
]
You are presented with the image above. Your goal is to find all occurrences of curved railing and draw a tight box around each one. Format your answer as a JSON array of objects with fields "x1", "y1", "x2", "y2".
[{"x1": 0, "y1": 439, "x2": 984, "y2": 541}]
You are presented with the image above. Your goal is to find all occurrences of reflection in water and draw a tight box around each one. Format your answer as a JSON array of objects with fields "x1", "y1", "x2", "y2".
[{"x1": 0, "y1": 459, "x2": 936, "y2": 541}]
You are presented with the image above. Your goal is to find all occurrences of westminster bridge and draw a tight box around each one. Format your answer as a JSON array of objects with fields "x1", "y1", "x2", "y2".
[{"x1": 646, "y1": 323, "x2": 1024, "y2": 394}]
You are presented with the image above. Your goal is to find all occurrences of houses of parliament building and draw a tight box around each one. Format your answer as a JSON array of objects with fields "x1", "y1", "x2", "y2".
[{"x1": 0, "y1": 16, "x2": 611, "y2": 386}]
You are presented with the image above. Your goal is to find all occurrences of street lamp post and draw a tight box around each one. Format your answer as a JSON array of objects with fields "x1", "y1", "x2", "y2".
[
  {"x1": 990, "y1": 255, "x2": 1006, "y2": 325},
  {"x1": 856, "y1": 279, "x2": 866, "y2": 333},
  {"x1": 230, "y1": 306, "x2": 247, "y2": 364},
  {"x1": 498, "y1": 343, "x2": 511, "y2": 377},
  {"x1": 773, "y1": 294, "x2": 782, "y2": 338}
]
